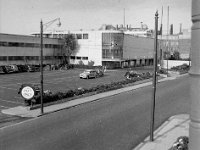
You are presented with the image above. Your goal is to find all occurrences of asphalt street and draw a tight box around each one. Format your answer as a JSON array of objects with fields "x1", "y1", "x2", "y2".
[{"x1": 0, "y1": 75, "x2": 190, "y2": 150}]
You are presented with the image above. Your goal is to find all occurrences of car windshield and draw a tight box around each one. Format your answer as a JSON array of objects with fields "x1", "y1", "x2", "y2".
[{"x1": 84, "y1": 70, "x2": 92, "y2": 73}]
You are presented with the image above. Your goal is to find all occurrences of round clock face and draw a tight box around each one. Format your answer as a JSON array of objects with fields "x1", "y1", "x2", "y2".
[{"x1": 21, "y1": 86, "x2": 35, "y2": 100}]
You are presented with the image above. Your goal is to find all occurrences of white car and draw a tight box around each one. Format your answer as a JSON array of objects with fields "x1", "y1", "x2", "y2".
[{"x1": 79, "y1": 69, "x2": 97, "y2": 79}]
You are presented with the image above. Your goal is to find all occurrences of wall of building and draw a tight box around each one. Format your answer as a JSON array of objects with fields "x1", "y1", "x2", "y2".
[
  {"x1": 162, "y1": 60, "x2": 190, "y2": 69},
  {"x1": 123, "y1": 35, "x2": 154, "y2": 59},
  {"x1": 122, "y1": 35, "x2": 154, "y2": 67},
  {"x1": 69, "y1": 31, "x2": 102, "y2": 66},
  {"x1": 0, "y1": 34, "x2": 63, "y2": 65}
]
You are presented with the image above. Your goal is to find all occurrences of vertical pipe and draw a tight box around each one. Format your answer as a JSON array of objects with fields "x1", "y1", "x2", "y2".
[
  {"x1": 40, "y1": 20, "x2": 44, "y2": 115},
  {"x1": 150, "y1": 11, "x2": 158, "y2": 142},
  {"x1": 190, "y1": 0, "x2": 200, "y2": 149}
]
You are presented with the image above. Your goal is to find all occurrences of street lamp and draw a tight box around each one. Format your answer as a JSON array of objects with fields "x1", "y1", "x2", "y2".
[
  {"x1": 150, "y1": 11, "x2": 158, "y2": 142},
  {"x1": 40, "y1": 18, "x2": 61, "y2": 115}
]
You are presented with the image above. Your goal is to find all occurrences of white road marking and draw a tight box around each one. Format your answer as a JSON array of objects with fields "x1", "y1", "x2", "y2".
[
  {"x1": 0, "y1": 98, "x2": 23, "y2": 104},
  {"x1": 0, "y1": 105, "x2": 10, "y2": 108},
  {"x1": 0, "y1": 86, "x2": 16, "y2": 90}
]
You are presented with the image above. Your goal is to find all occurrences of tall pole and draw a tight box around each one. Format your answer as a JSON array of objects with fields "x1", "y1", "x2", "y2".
[
  {"x1": 160, "y1": 6, "x2": 163, "y2": 67},
  {"x1": 167, "y1": 6, "x2": 169, "y2": 76},
  {"x1": 150, "y1": 11, "x2": 158, "y2": 142},
  {"x1": 40, "y1": 20, "x2": 44, "y2": 115},
  {"x1": 123, "y1": 8, "x2": 125, "y2": 28},
  {"x1": 189, "y1": 0, "x2": 200, "y2": 149}
]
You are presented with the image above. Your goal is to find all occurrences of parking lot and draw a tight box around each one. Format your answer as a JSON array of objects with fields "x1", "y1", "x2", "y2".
[{"x1": 0, "y1": 67, "x2": 153, "y2": 113}]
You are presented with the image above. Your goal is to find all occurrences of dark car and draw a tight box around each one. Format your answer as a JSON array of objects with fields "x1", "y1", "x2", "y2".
[
  {"x1": 9, "y1": 64, "x2": 19, "y2": 73},
  {"x1": 96, "y1": 69, "x2": 104, "y2": 77},
  {"x1": 0, "y1": 65, "x2": 13, "y2": 74},
  {"x1": 4, "y1": 65, "x2": 14, "y2": 73},
  {"x1": 27, "y1": 65, "x2": 36, "y2": 72},
  {"x1": 124, "y1": 70, "x2": 140, "y2": 79},
  {"x1": 17, "y1": 65, "x2": 29, "y2": 72},
  {"x1": 0, "y1": 66, "x2": 6, "y2": 74}
]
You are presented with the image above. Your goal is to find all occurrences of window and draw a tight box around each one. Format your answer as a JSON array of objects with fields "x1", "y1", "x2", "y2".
[
  {"x1": 0, "y1": 56, "x2": 7, "y2": 61},
  {"x1": 76, "y1": 34, "x2": 82, "y2": 39},
  {"x1": 76, "y1": 56, "x2": 81, "y2": 60},
  {"x1": 45, "y1": 56, "x2": 52, "y2": 60},
  {"x1": 70, "y1": 56, "x2": 75, "y2": 59},
  {"x1": 82, "y1": 57, "x2": 88, "y2": 60},
  {"x1": 25, "y1": 56, "x2": 36, "y2": 60},
  {"x1": 8, "y1": 56, "x2": 15, "y2": 60},
  {"x1": 83, "y1": 34, "x2": 88, "y2": 39},
  {"x1": 14, "y1": 56, "x2": 24, "y2": 60},
  {"x1": 0, "y1": 42, "x2": 8, "y2": 46}
]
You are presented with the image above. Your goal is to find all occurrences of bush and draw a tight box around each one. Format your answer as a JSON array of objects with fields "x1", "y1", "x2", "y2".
[{"x1": 169, "y1": 136, "x2": 189, "y2": 150}]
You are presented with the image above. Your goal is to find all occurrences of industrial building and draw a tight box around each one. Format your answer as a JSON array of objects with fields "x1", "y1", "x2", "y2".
[
  {"x1": 0, "y1": 25, "x2": 190, "y2": 68},
  {"x1": 0, "y1": 33, "x2": 63, "y2": 65}
]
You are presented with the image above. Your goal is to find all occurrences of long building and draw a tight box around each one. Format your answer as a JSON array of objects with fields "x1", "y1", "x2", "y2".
[
  {"x1": 0, "y1": 27, "x2": 190, "y2": 68},
  {"x1": 31, "y1": 28, "x2": 155, "y2": 68},
  {"x1": 0, "y1": 33, "x2": 63, "y2": 65}
]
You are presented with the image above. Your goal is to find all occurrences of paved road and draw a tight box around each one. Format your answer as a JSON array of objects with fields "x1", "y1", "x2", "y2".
[{"x1": 0, "y1": 75, "x2": 189, "y2": 150}]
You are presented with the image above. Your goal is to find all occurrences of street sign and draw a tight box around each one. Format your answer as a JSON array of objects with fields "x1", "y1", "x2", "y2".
[{"x1": 20, "y1": 85, "x2": 35, "y2": 100}]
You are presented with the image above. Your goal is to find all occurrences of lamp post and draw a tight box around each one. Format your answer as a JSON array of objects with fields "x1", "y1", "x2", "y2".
[
  {"x1": 40, "y1": 18, "x2": 61, "y2": 115},
  {"x1": 150, "y1": 11, "x2": 158, "y2": 141},
  {"x1": 40, "y1": 20, "x2": 44, "y2": 114}
]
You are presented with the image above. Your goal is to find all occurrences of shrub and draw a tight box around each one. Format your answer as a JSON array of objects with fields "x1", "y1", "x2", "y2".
[{"x1": 169, "y1": 136, "x2": 189, "y2": 150}]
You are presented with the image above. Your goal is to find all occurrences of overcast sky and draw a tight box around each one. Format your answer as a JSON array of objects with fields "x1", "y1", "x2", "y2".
[{"x1": 0, "y1": 0, "x2": 191, "y2": 35}]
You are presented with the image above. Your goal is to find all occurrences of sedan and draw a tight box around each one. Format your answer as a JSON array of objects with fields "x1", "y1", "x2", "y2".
[{"x1": 79, "y1": 69, "x2": 97, "y2": 79}]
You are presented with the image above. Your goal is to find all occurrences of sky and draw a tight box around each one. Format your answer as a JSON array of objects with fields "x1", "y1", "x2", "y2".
[{"x1": 0, "y1": 0, "x2": 191, "y2": 35}]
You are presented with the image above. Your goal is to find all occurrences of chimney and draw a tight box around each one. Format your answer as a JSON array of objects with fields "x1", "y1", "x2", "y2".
[
  {"x1": 170, "y1": 24, "x2": 173, "y2": 35},
  {"x1": 159, "y1": 24, "x2": 163, "y2": 35},
  {"x1": 179, "y1": 23, "x2": 182, "y2": 34},
  {"x1": 116, "y1": 24, "x2": 118, "y2": 30}
]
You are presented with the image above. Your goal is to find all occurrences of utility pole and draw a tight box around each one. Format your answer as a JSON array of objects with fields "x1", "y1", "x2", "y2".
[
  {"x1": 150, "y1": 11, "x2": 158, "y2": 142},
  {"x1": 167, "y1": 6, "x2": 169, "y2": 76},
  {"x1": 189, "y1": 0, "x2": 200, "y2": 149},
  {"x1": 40, "y1": 20, "x2": 44, "y2": 115}
]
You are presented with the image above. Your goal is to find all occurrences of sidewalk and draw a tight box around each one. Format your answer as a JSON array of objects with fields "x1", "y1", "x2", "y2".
[{"x1": 133, "y1": 114, "x2": 189, "y2": 150}]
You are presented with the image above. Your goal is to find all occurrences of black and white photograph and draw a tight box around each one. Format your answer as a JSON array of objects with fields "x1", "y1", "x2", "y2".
[{"x1": 0, "y1": 0, "x2": 197, "y2": 149}]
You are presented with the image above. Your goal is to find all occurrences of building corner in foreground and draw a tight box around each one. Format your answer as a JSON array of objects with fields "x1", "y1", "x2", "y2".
[{"x1": 189, "y1": 0, "x2": 200, "y2": 149}]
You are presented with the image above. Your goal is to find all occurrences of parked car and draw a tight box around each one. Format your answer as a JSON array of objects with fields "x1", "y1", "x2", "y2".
[
  {"x1": 17, "y1": 65, "x2": 29, "y2": 72},
  {"x1": 0, "y1": 66, "x2": 6, "y2": 74},
  {"x1": 9, "y1": 64, "x2": 19, "y2": 73},
  {"x1": 95, "y1": 68, "x2": 104, "y2": 77},
  {"x1": 79, "y1": 69, "x2": 98, "y2": 79},
  {"x1": 3, "y1": 65, "x2": 14, "y2": 73},
  {"x1": 27, "y1": 65, "x2": 36, "y2": 72},
  {"x1": 124, "y1": 70, "x2": 140, "y2": 79}
]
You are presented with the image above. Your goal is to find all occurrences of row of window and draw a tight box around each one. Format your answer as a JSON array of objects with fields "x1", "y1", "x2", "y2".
[
  {"x1": 52, "y1": 33, "x2": 89, "y2": 39},
  {"x1": 0, "y1": 41, "x2": 62, "y2": 49},
  {"x1": 0, "y1": 56, "x2": 88, "y2": 61},
  {"x1": 102, "y1": 49, "x2": 123, "y2": 59},
  {"x1": 70, "y1": 56, "x2": 88, "y2": 60}
]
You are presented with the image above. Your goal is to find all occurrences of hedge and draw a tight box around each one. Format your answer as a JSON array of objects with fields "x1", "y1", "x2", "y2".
[{"x1": 26, "y1": 72, "x2": 152, "y2": 106}]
